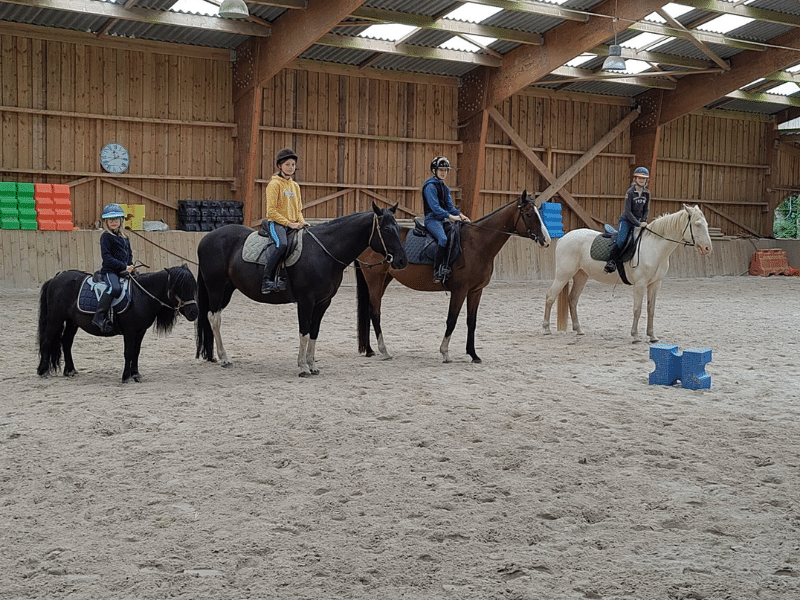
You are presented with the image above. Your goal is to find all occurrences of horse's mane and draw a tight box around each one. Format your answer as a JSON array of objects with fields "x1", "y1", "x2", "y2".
[
  {"x1": 646, "y1": 206, "x2": 694, "y2": 237},
  {"x1": 138, "y1": 265, "x2": 196, "y2": 335},
  {"x1": 474, "y1": 192, "x2": 529, "y2": 224},
  {"x1": 309, "y1": 209, "x2": 375, "y2": 232}
]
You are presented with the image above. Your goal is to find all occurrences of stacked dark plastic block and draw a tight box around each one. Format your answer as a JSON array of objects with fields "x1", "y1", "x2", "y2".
[{"x1": 178, "y1": 200, "x2": 243, "y2": 231}]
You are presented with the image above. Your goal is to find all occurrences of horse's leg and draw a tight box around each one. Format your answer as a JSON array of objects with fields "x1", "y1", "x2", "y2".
[
  {"x1": 439, "y1": 292, "x2": 467, "y2": 363},
  {"x1": 568, "y1": 271, "x2": 589, "y2": 336},
  {"x1": 371, "y1": 277, "x2": 394, "y2": 360},
  {"x1": 128, "y1": 330, "x2": 147, "y2": 383},
  {"x1": 38, "y1": 317, "x2": 65, "y2": 376},
  {"x1": 645, "y1": 279, "x2": 662, "y2": 343},
  {"x1": 465, "y1": 288, "x2": 483, "y2": 363},
  {"x1": 209, "y1": 311, "x2": 233, "y2": 367},
  {"x1": 121, "y1": 332, "x2": 136, "y2": 382},
  {"x1": 630, "y1": 282, "x2": 647, "y2": 343},
  {"x1": 61, "y1": 321, "x2": 79, "y2": 377},
  {"x1": 543, "y1": 277, "x2": 569, "y2": 335},
  {"x1": 302, "y1": 299, "x2": 332, "y2": 376}
]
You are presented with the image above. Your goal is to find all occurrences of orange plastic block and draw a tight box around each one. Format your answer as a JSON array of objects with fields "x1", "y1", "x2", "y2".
[
  {"x1": 38, "y1": 219, "x2": 57, "y2": 230},
  {"x1": 749, "y1": 249, "x2": 791, "y2": 276}
]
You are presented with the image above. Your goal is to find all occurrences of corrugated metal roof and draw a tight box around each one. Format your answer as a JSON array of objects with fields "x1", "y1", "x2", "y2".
[{"x1": 1, "y1": 0, "x2": 798, "y2": 115}]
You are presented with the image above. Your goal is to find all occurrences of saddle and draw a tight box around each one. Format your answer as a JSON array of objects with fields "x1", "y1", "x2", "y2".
[
  {"x1": 591, "y1": 226, "x2": 640, "y2": 286},
  {"x1": 77, "y1": 273, "x2": 132, "y2": 314},
  {"x1": 403, "y1": 219, "x2": 462, "y2": 267},
  {"x1": 241, "y1": 228, "x2": 303, "y2": 267}
]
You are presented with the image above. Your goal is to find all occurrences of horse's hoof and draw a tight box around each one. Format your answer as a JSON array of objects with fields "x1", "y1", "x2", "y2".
[
  {"x1": 221, "y1": 361, "x2": 233, "y2": 369},
  {"x1": 365, "y1": 350, "x2": 375, "y2": 358},
  {"x1": 649, "y1": 338, "x2": 659, "y2": 344},
  {"x1": 631, "y1": 338, "x2": 642, "y2": 344},
  {"x1": 64, "y1": 370, "x2": 77, "y2": 378},
  {"x1": 472, "y1": 358, "x2": 482, "y2": 364},
  {"x1": 380, "y1": 355, "x2": 393, "y2": 361},
  {"x1": 542, "y1": 329, "x2": 552, "y2": 336},
  {"x1": 442, "y1": 359, "x2": 452, "y2": 364},
  {"x1": 298, "y1": 371, "x2": 311, "y2": 378},
  {"x1": 310, "y1": 369, "x2": 320, "y2": 375},
  {"x1": 133, "y1": 375, "x2": 142, "y2": 383}
]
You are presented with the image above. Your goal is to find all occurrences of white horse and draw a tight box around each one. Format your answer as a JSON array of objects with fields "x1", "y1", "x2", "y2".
[{"x1": 543, "y1": 204, "x2": 713, "y2": 343}]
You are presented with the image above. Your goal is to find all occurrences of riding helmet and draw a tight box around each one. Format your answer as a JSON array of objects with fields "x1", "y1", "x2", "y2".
[
  {"x1": 101, "y1": 203, "x2": 125, "y2": 219},
  {"x1": 430, "y1": 156, "x2": 451, "y2": 173},
  {"x1": 633, "y1": 166, "x2": 650, "y2": 177},
  {"x1": 276, "y1": 148, "x2": 299, "y2": 166}
]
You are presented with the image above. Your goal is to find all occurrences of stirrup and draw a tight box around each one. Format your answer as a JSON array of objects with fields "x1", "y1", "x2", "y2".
[{"x1": 604, "y1": 260, "x2": 616, "y2": 273}]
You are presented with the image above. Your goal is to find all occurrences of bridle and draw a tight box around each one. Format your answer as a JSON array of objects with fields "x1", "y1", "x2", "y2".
[
  {"x1": 641, "y1": 213, "x2": 697, "y2": 247},
  {"x1": 305, "y1": 212, "x2": 396, "y2": 267},
  {"x1": 129, "y1": 269, "x2": 197, "y2": 315},
  {"x1": 464, "y1": 198, "x2": 546, "y2": 242}
]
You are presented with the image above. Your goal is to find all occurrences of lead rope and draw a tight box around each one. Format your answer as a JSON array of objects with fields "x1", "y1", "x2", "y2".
[{"x1": 128, "y1": 270, "x2": 196, "y2": 314}]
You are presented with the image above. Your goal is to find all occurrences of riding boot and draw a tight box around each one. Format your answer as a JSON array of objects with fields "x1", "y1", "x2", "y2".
[
  {"x1": 433, "y1": 246, "x2": 450, "y2": 284},
  {"x1": 604, "y1": 244, "x2": 622, "y2": 273},
  {"x1": 261, "y1": 245, "x2": 287, "y2": 294},
  {"x1": 92, "y1": 292, "x2": 114, "y2": 333}
]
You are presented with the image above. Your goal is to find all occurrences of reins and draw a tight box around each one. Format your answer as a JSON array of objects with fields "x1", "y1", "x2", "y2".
[
  {"x1": 128, "y1": 267, "x2": 197, "y2": 314},
  {"x1": 629, "y1": 213, "x2": 695, "y2": 269},
  {"x1": 461, "y1": 200, "x2": 545, "y2": 242},
  {"x1": 304, "y1": 213, "x2": 395, "y2": 268}
]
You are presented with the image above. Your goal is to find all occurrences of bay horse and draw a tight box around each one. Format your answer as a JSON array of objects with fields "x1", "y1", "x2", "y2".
[
  {"x1": 195, "y1": 203, "x2": 407, "y2": 377},
  {"x1": 357, "y1": 191, "x2": 551, "y2": 363},
  {"x1": 37, "y1": 265, "x2": 199, "y2": 383},
  {"x1": 543, "y1": 204, "x2": 713, "y2": 343}
]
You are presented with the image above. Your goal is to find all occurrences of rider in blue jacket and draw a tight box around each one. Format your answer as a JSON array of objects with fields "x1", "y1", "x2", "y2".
[
  {"x1": 605, "y1": 166, "x2": 650, "y2": 273},
  {"x1": 92, "y1": 203, "x2": 135, "y2": 332},
  {"x1": 422, "y1": 156, "x2": 469, "y2": 283}
]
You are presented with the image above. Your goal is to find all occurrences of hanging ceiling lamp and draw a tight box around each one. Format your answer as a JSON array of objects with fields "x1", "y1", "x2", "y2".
[
  {"x1": 219, "y1": 0, "x2": 250, "y2": 20},
  {"x1": 602, "y1": 1, "x2": 626, "y2": 72},
  {"x1": 602, "y1": 44, "x2": 627, "y2": 72}
]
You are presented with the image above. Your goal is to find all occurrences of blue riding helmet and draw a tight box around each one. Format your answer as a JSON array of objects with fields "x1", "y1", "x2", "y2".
[
  {"x1": 633, "y1": 166, "x2": 650, "y2": 177},
  {"x1": 101, "y1": 203, "x2": 125, "y2": 219}
]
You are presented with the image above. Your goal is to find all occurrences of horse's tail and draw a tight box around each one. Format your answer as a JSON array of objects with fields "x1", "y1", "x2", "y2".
[
  {"x1": 37, "y1": 278, "x2": 62, "y2": 374},
  {"x1": 195, "y1": 268, "x2": 214, "y2": 361},
  {"x1": 355, "y1": 263, "x2": 371, "y2": 355}
]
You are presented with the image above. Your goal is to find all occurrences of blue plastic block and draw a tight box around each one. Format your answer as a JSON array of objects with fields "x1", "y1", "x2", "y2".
[{"x1": 649, "y1": 344, "x2": 712, "y2": 390}]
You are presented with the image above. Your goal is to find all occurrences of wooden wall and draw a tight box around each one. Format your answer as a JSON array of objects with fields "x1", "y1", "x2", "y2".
[
  {"x1": 257, "y1": 62, "x2": 460, "y2": 221},
  {"x1": 0, "y1": 26, "x2": 235, "y2": 229},
  {"x1": 1, "y1": 22, "x2": 796, "y2": 240},
  {"x1": 3, "y1": 229, "x2": 798, "y2": 290}
]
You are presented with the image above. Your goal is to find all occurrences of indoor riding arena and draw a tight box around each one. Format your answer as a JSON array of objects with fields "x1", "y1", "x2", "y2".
[{"x1": 2, "y1": 2, "x2": 799, "y2": 600}]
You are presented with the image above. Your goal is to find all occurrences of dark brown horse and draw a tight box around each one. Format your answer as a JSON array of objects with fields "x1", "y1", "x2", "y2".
[
  {"x1": 195, "y1": 203, "x2": 408, "y2": 377},
  {"x1": 356, "y1": 191, "x2": 550, "y2": 363},
  {"x1": 37, "y1": 265, "x2": 199, "y2": 382}
]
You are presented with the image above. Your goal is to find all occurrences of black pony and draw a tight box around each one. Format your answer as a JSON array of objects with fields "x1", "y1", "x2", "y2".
[
  {"x1": 37, "y1": 265, "x2": 199, "y2": 383},
  {"x1": 196, "y1": 202, "x2": 407, "y2": 377}
]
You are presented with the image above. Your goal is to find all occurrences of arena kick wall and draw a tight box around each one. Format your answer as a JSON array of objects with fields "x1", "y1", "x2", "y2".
[{"x1": 2, "y1": 230, "x2": 798, "y2": 290}]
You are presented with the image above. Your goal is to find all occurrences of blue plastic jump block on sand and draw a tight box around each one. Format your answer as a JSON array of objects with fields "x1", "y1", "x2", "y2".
[{"x1": 649, "y1": 344, "x2": 712, "y2": 390}]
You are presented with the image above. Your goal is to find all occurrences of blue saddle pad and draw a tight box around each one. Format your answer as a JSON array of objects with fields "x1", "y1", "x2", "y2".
[
  {"x1": 403, "y1": 231, "x2": 461, "y2": 266},
  {"x1": 77, "y1": 276, "x2": 131, "y2": 314}
]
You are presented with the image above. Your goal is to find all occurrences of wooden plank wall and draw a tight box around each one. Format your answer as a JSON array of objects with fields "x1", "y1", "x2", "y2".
[
  {"x1": 257, "y1": 63, "x2": 460, "y2": 221},
  {"x1": 3, "y1": 229, "x2": 798, "y2": 290},
  {"x1": 0, "y1": 28, "x2": 235, "y2": 229},
  {"x1": 485, "y1": 91, "x2": 791, "y2": 238}
]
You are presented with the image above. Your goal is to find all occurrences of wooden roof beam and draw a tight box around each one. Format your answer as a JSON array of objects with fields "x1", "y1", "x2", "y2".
[
  {"x1": 655, "y1": 8, "x2": 729, "y2": 71},
  {"x1": 235, "y1": 0, "x2": 368, "y2": 102},
  {"x1": 459, "y1": 0, "x2": 668, "y2": 123},
  {"x1": 636, "y1": 27, "x2": 800, "y2": 129},
  {"x1": 678, "y1": 0, "x2": 800, "y2": 29}
]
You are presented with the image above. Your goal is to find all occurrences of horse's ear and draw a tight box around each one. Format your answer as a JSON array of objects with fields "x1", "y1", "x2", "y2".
[
  {"x1": 372, "y1": 201, "x2": 382, "y2": 216},
  {"x1": 390, "y1": 203, "x2": 398, "y2": 214}
]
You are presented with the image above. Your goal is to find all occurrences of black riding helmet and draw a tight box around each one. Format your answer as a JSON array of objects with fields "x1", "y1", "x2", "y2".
[
  {"x1": 430, "y1": 156, "x2": 450, "y2": 174},
  {"x1": 276, "y1": 148, "x2": 298, "y2": 166}
]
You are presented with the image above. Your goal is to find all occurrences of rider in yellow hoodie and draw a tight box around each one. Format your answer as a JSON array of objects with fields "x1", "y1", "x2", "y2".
[{"x1": 261, "y1": 148, "x2": 308, "y2": 293}]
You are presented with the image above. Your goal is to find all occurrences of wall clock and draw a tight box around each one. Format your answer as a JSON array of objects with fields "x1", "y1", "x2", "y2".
[{"x1": 100, "y1": 142, "x2": 130, "y2": 174}]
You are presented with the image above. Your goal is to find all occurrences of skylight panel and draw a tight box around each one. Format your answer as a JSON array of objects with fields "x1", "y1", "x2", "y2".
[
  {"x1": 622, "y1": 60, "x2": 652, "y2": 75},
  {"x1": 444, "y1": 3, "x2": 502, "y2": 23},
  {"x1": 565, "y1": 54, "x2": 596, "y2": 68},
  {"x1": 440, "y1": 35, "x2": 497, "y2": 53},
  {"x1": 646, "y1": 3, "x2": 692, "y2": 23},
  {"x1": 359, "y1": 24, "x2": 418, "y2": 42},
  {"x1": 171, "y1": 0, "x2": 217, "y2": 16},
  {"x1": 621, "y1": 33, "x2": 664, "y2": 50},
  {"x1": 787, "y1": 64, "x2": 800, "y2": 73},
  {"x1": 696, "y1": 15, "x2": 753, "y2": 34},
  {"x1": 768, "y1": 82, "x2": 800, "y2": 96}
]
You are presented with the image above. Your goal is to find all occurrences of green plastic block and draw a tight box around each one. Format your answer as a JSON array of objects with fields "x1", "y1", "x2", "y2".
[
  {"x1": 1, "y1": 217, "x2": 20, "y2": 229},
  {"x1": 16, "y1": 182, "x2": 34, "y2": 198},
  {"x1": 0, "y1": 182, "x2": 16, "y2": 196},
  {"x1": 19, "y1": 220, "x2": 38, "y2": 230}
]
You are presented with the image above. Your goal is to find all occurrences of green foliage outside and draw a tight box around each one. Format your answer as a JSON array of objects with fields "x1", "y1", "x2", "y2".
[{"x1": 774, "y1": 195, "x2": 798, "y2": 239}]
